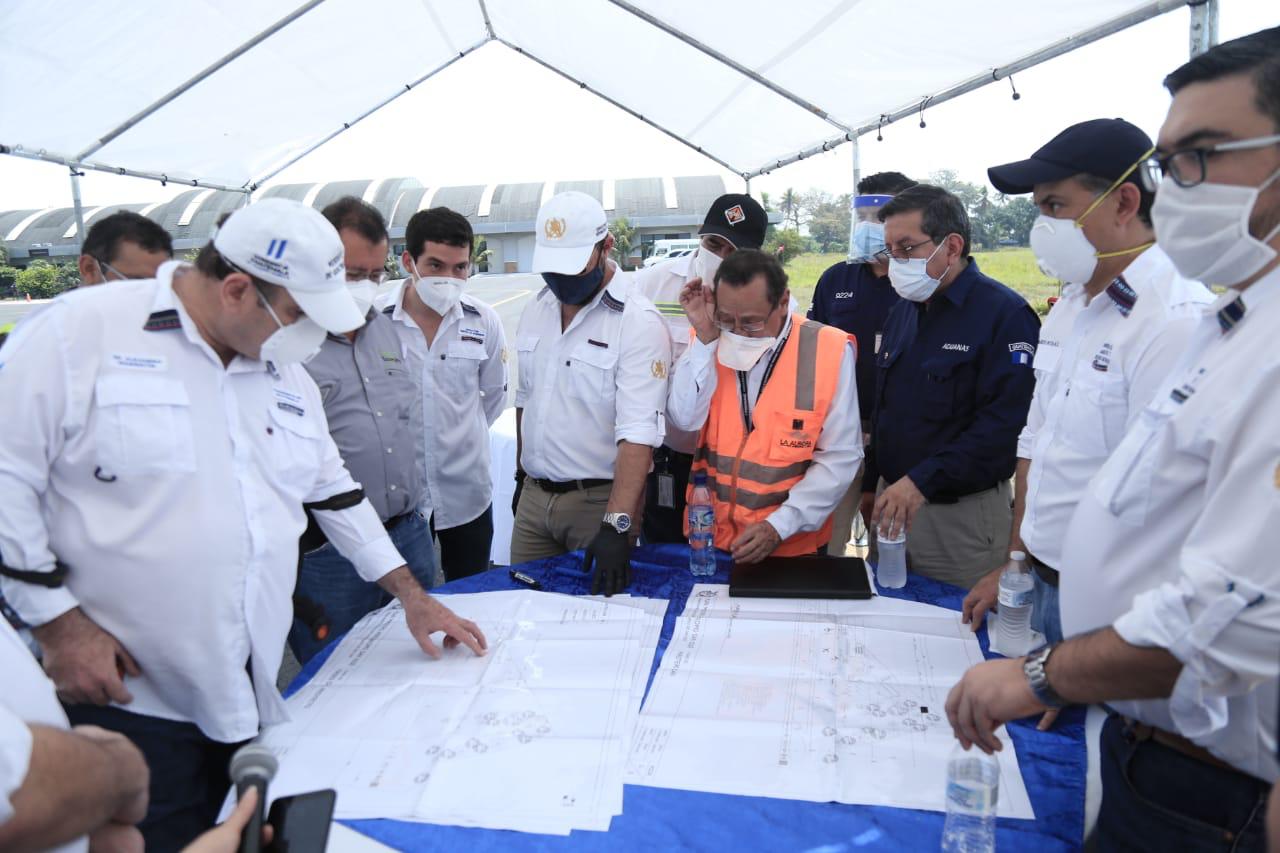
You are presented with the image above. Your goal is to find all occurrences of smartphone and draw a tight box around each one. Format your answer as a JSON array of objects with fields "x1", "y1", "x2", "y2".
[{"x1": 265, "y1": 788, "x2": 336, "y2": 852}]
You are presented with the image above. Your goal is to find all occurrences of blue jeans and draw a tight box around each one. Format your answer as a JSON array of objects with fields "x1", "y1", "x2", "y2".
[
  {"x1": 290, "y1": 511, "x2": 436, "y2": 665},
  {"x1": 64, "y1": 704, "x2": 243, "y2": 852},
  {"x1": 1096, "y1": 714, "x2": 1268, "y2": 852},
  {"x1": 1030, "y1": 569, "x2": 1062, "y2": 644}
]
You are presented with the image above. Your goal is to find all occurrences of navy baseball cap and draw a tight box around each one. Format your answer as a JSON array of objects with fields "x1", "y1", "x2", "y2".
[{"x1": 987, "y1": 118, "x2": 1154, "y2": 195}]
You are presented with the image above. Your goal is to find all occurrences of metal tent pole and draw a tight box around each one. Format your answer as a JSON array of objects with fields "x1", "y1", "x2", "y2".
[
  {"x1": 847, "y1": 136, "x2": 861, "y2": 259},
  {"x1": 1189, "y1": 0, "x2": 1219, "y2": 56},
  {"x1": 0, "y1": 145, "x2": 250, "y2": 195},
  {"x1": 75, "y1": 0, "x2": 330, "y2": 161},
  {"x1": 69, "y1": 169, "x2": 87, "y2": 253}
]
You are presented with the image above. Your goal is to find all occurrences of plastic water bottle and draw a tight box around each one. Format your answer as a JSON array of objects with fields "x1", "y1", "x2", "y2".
[
  {"x1": 688, "y1": 473, "x2": 716, "y2": 577},
  {"x1": 875, "y1": 528, "x2": 907, "y2": 589},
  {"x1": 941, "y1": 743, "x2": 999, "y2": 852},
  {"x1": 994, "y1": 551, "x2": 1034, "y2": 656}
]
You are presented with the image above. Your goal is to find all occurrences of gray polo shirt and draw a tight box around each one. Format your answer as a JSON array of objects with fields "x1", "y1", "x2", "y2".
[{"x1": 304, "y1": 312, "x2": 422, "y2": 521}]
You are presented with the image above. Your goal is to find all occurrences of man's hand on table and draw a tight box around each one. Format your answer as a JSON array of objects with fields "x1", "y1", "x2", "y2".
[
  {"x1": 379, "y1": 565, "x2": 487, "y2": 658},
  {"x1": 945, "y1": 657, "x2": 1046, "y2": 754},
  {"x1": 730, "y1": 521, "x2": 781, "y2": 565},
  {"x1": 961, "y1": 564, "x2": 1005, "y2": 631},
  {"x1": 584, "y1": 526, "x2": 632, "y2": 597},
  {"x1": 33, "y1": 608, "x2": 140, "y2": 706},
  {"x1": 872, "y1": 476, "x2": 926, "y2": 540}
]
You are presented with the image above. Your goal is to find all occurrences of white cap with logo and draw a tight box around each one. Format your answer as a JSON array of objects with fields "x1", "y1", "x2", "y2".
[
  {"x1": 532, "y1": 191, "x2": 609, "y2": 275},
  {"x1": 213, "y1": 198, "x2": 363, "y2": 333}
]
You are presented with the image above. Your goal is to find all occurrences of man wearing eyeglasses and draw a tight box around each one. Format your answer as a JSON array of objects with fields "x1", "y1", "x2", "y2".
[
  {"x1": 961, "y1": 119, "x2": 1211, "y2": 655},
  {"x1": 946, "y1": 26, "x2": 1280, "y2": 851},
  {"x1": 863, "y1": 185, "x2": 1040, "y2": 589},
  {"x1": 669, "y1": 249, "x2": 861, "y2": 564},
  {"x1": 77, "y1": 211, "x2": 173, "y2": 286},
  {"x1": 288, "y1": 196, "x2": 438, "y2": 665},
  {"x1": 633, "y1": 193, "x2": 768, "y2": 544}
]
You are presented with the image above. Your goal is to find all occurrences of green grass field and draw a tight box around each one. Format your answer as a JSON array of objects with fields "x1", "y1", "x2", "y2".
[{"x1": 785, "y1": 247, "x2": 1061, "y2": 315}]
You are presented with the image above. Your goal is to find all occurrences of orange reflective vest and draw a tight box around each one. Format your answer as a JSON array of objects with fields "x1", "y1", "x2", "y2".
[{"x1": 687, "y1": 315, "x2": 852, "y2": 556}]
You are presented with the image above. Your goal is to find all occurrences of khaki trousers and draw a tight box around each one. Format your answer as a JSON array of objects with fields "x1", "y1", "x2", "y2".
[
  {"x1": 907, "y1": 480, "x2": 1012, "y2": 589},
  {"x1": 510, "y1": 481, "x2": 613, "y2": 565}
]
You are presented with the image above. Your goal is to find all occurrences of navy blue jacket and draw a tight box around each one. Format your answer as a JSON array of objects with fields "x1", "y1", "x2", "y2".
[
  {"x1": 807, "y1": 260, "x2": 900, "y2": 422},
  {"x1": 866, "y1": 259, "x2": 1040, "y2": 501}
]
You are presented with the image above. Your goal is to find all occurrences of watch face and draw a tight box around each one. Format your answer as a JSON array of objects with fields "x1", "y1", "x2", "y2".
[{"x1": 611, "y1": 513, "x2": 632, "y2": 533}]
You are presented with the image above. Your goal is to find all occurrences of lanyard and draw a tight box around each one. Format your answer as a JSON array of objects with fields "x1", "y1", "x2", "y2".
[{"x1": 737, "y1": 328, "x2": 790, "y2": 433}]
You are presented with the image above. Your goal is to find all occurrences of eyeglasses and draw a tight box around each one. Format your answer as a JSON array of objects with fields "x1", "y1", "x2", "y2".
[
  {"x1": 714, "y1": 302, "x2": 779, "y2": 334},
  {"x1": 874, "y1": 238, "x2": 936, "y2": 265},
  {"x1": 344, "y1": 268, "x2": 388, "y2": 285},
  {"x1": 1141, "y1": 133, "x2": 1280, "y2": 191},
  {"x1": 93, "y1": 257, "x2": 144, "y2": 281}
]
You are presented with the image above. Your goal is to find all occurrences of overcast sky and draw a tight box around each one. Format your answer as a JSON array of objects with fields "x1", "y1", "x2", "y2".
[{"x1": 1, "y1": 1, "x2": 1276, "y2": 213}]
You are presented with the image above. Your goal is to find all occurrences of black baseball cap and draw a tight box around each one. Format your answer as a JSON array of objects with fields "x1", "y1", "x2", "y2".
[
  {"x1": 987, "y1": 118, "x2": 1154, "y2": 195},
  {"x1": 698, "y1": 193, "x2": 767, "y2": 250}
]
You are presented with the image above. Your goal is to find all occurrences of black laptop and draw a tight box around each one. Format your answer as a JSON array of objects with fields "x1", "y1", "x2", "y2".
[{"x1": 729, "y1": 555, "x2": 874, "y2": 599}]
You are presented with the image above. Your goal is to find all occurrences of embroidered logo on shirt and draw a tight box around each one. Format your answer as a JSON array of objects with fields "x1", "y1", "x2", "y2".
[
  {"x1": 587, "y1": 339, "x2": 609, "y2": 349},
  {"x1": 601, "y1": 291, "x2": 625, "y2": 313},
  {"x1": 1105, "y1": 276, "x2": 1138, "y2": 317},
  {"x1": 651, "y1": 360, "x2": 667, "y2": 379},
  {"x1": 110, "y1": 353, "x2": 168, "y2": 371},
  {"x1": 142, "y1": 309, "x2": 181, "y2": 332},
  {"x1": 460, "y1": 335, "x2": 484, "y2": 345},
  {"x1": 941, "y1": 343, "x2": 970, "y2": 352},
  {"x1": 380, "y1": 351, "x2": 401, "y2": 363},
  {"x1": 1092, "y1": 343, "x2": 1113, "y2": 372},
  {"x1": 834, "y1": 291, "x2": 855, "y2": 300},
  {"x1": 273, "y1": 387, "x2": 305, "y2": 417},
  {"x1": 1009, "y1": 341, "x2": 1035, "y2": 366}
]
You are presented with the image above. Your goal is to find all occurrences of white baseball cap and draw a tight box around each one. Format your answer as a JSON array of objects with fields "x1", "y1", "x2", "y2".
[
  {"x1": 532, "y1": 191, "x2": 609, "y2": 275},
  {"x1": 213, "y1": 198, "x2": 363, "y2": 334}
]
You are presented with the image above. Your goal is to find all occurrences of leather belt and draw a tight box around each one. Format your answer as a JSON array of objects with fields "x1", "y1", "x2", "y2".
[
  {"x1": 1121, "y1": 717, "x2": 1253, "y2": 779},
  {"x1": 655, "y1": 446, "x2": 694, "y2": 465},
  {"x1": 928, "y1": 483, "x2": 1001, "y2": 506},
  {"x1": 384, "y1": 511, "x2": 413, "y2": 531},
  {"x1": 529, "y1": 477, "x2": 612, "y2": 494},
  {"x1": 1026, "y1": 550, "x2": 1059, "y2": 587}
]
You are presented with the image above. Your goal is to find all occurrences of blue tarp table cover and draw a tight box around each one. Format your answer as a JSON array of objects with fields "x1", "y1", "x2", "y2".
[{"x1": 289, "y1": 544, "x2": 1085, "y2": 852}]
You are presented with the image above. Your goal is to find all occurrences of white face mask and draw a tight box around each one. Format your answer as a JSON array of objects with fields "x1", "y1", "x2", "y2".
[
  {"x1": 693, "y1": 247, "x2": 723, "y2": 287},
  {"x1": 258, "y1": 294, "x2": 326, "y2": 366},
  {"x1": 1029, "y1": 215, "x2": 1100, "y2": 286},
  {"x1": 348, "y1": 281, "x2": 376, "y2": 318},
  {"x1": 1152, "y1": 166, "x2": 1280, "y2": 288},
  {"x1": 717, "y1": 329, "x2": 777, "y2": 371},
  {"x1": 887, "y1": 240, "x2": 950, "y2": 302},
  {"x1": 409, "y1": 260, "x2": 464, "y2": 315}
]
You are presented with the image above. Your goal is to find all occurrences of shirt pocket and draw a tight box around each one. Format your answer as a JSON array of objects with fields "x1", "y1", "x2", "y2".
[
  {"x1": 766, "y1": 408, "x2": 820, "y2": 465},
  {"x1": 516, "y1": 335, "x2": 540, "y2": 393},
  {"x1": 440, "y1": 340, "x2": 486, "y2": 395},
  {"x1": 1060, "y1": 370, "x2": 1129, "y2": 457},
  {"x1": 1088, "y1": 403, "x2": 1170, "y2": 525},
  {"x1": 268, "y1": 402, "x2": 322, "y2": 494},
  {"x1": 562, "y1": 343, "x2": 618, "y2": 402},
  {"x1": 93, "y1": 375, "x2": 197, "y2": 476},
  {"x1": 917, "y1": 355, "x2": 973, "y2": 422}
]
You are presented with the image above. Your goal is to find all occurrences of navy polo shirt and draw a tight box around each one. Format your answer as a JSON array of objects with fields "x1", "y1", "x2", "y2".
[
  {"x1": 865, "y1": 259, "x2": 1040, "y2": 502},
  {"x1": 807, "y1": 260, "x2": 900, "y2": 420}
]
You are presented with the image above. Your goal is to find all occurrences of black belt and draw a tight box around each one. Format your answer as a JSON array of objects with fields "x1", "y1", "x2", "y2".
[
  {"x1": 655, "y1": 446, "x2": 694, "y2": 465},
  {"x1": 384, "y1": 511, "x2": 413, "y2": 531},
  {"x1": 529, "y1": 477, "x2": 612, "y2": 494},
  {"x1": 1119, "y1": 716, "x2": 1263, "y2": 783},
  {"x1": 1026, "y1": 550, "x2": 1059, "y2": 587}
]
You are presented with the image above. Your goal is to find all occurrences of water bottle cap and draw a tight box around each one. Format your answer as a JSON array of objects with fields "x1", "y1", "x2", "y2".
[
  {"x1": 693, "y1": 471, "x2": 707, "y2": 486},
  {"x1": 1009, "y1": 550, "x2": 1026, "y2": 562}
]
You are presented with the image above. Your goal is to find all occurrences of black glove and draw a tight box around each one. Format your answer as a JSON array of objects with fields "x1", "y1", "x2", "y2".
[
  {"x1": 583, "y1": 525, "x2": 632, "y2": 597},
  {"x1": 512, "y1": 471, "x2": 526, "y2": 517}
]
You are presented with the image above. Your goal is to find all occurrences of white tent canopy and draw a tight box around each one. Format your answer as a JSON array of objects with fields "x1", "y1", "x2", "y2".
[{"x1": 1, "y1": 0, "x2": 1213, "y2": 195}]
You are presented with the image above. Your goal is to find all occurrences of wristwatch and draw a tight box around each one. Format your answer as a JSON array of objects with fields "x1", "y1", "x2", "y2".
[
  {"x1": 602, "y1": 512, "x2": 632, "y2": 535},
  {"x1": 1022, "y1": 644, "x2": 1067, "y2": 709}
]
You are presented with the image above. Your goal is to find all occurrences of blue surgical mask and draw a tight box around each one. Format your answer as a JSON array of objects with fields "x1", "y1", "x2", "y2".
[
  {"x1": 542, "y1": 256, "x2": 605, "y2": 305},
  {"x1": 851, "y1": 221, "x2": 886, "y2": 263}
]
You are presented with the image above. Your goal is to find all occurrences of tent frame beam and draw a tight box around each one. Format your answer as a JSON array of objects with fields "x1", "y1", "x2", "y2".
[
  {"x1": 744, "y1": 0, "x2": 1193, "y2": 178},
  {"x1": 605, "y1": 0, "x2": 854, "y2": 136},
  {"x1": 245, "y1": 37, "x2": 491, "y2": 191},
  {"x1": 0, "y1": 144, "x2": 250, "y2": 194},
  {"x1": 495, "y1": 37, "x2": 746, "y2": 177},
  {"x1": 76, "y1": 0, "x2": 330, "y2": 162}
]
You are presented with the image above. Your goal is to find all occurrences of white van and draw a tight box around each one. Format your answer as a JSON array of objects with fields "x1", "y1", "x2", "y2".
[{"x1": 643, "y1": 238, "x2": 700, "y2": 267}]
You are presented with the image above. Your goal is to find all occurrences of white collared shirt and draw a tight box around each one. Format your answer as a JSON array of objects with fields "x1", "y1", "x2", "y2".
[
  {"x1": 377, "y1": 282, "x2": 507, "y2": 529},
  {"x1": 514, "y1": 267, "x2": 671, "y2": 481},
  {"x1": 666, "y1": 315, "x2": 863, "y2": 542},
  {"x1": 0, "y1": 618, "x2": 84, "y2": 852},
  {"x1": 1018, "y1": 246, "x2": 1212, "y2": 569},
  {"x1": 0, "y1": 262, "x2": 403, "y2": 742},
  {"x1": 1060, "y1": 264, "x2": 1280, "y2": 782},
  {"x1": 633, "y1": 253, "x2": 700, "y2": 454}
]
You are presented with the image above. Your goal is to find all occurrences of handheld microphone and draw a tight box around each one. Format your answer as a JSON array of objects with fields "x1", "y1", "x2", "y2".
[{"x1": 229, "y1": 743, "x2": 278, "y2": 853}]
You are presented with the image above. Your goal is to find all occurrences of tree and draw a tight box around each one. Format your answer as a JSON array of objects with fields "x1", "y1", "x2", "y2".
[
  {"x1": 805, "y1": 192, "x2": 851, "y2": 254},
  {"x1": 14, "y1": 260, "x2": 77, "y2": 299},
  {"x1": 764, "y1": 227, "x2": 813, "y2": 265},
  {"x1": 779, "y1": 188, "x2": 802, "y2": 230},
  {"x1": 609, "y1": 217, "x2": 638, "y2": 270}
]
